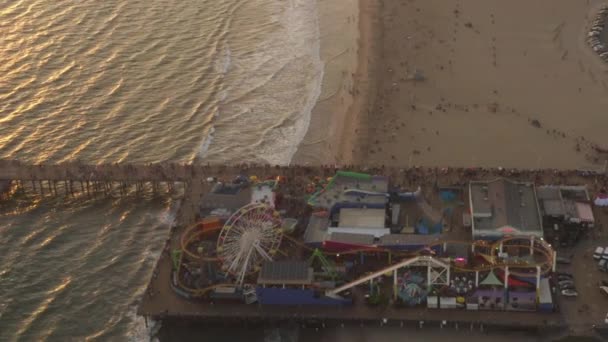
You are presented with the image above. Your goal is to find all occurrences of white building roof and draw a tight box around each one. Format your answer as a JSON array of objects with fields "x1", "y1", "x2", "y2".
[{"x1": 338, "y1": 208, "x2": 385, "y2": 228}]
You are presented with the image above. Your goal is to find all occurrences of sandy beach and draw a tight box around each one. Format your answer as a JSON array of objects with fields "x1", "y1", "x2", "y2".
[
  {"x1": 296, "y1": 0, "x2": 608, "y2": 170},
  {"x1": 292, "y1": 0, "x2": 379, "y2": 165}
]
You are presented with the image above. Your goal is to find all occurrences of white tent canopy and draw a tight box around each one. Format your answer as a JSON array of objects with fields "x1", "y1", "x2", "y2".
[{"x1": 595, "y1": 196, "x2": 608, "y2": 207}]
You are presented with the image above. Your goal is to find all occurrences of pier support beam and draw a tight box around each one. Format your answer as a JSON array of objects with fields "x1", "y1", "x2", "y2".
[
  {"x1": 530, "y1": 237, "x2": 534, "y2": 256},
  {"x1": 393, "y1": 269, "x2": 398, "y2": 301}
]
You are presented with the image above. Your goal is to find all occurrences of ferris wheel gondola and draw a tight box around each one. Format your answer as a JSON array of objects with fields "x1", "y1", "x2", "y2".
[{"x1": 216, "y1": 203, "x2": 283, "y2": 286}]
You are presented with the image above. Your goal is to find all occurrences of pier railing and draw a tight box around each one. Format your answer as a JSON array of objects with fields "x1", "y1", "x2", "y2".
[
  {"x1": 1, "y1": 159, "x2": 607, "y2": 199},
  {"x1": 0, "y1": 159, "x2": 194, "y2": 182}
]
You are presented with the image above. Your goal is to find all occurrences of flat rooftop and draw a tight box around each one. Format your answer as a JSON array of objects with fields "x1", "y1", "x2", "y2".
[
  {"x1": 309, "y1": 173, "x2": 388, "y2": 209},
  {"x1": 537, "y1": 185, "x2": 593, "y2": 222},
  {"x1": 200, "y1": 185, "x2": 252, "y2": 211},
  {"x1": 257, "y1": 261, "x2": 313, "y2": 286},
  {"x1": 469, "y1": 179, "x2": 543, "y2": 237},
  {"x1": 378, "y1": 234, "x2": 442, "y2": 246},
  {"x1": 338, "y1": 208, "x2": 385, "y2": 228},
  {"x1": 329, "y1": 232, "x2": 375, "y2": 246},
  {"x1": 303, "y1": 214, "x2": 329, "y2": 244}
]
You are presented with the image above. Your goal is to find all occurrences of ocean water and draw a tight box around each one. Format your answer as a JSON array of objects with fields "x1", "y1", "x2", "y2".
[
  {"x1": 0, "y1": 194, "x2": 174, "y2": 340},
  {"x1": 0, "y1": 0, "x2": 322, "y2": 165},
  {"x1": 0, "y1": 0, "x2": 322, "y2": 340}
]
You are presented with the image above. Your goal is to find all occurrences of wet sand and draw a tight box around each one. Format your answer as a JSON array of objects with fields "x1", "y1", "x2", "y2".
[
  {"x1": 293, "y1": 0, "x2": 379, "y2": 165},
  {"x1": 298, "y1": 0, "x2": 608, "y2": 169}
]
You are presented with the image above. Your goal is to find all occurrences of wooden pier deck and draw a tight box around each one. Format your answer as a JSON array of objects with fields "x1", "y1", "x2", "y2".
[
  {"x1": 2, "y1": 159, "x2": 608, "y2": 336},
  {"x1": 136, "y1": 164, "x2": 608, "y2": 337},
  {"x1": 0, "y1": 159, "x2": 195, "y2": 182},
  {"x1": 2, "y1": 158, "x2": 606, "y2": 185},
  {"x1": 138, "y1": 213, "x2": 566, "y2": 332}
]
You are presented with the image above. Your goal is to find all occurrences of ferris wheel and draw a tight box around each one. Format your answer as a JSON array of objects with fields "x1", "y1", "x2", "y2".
[{"x1": 216, "y1": 203, "x2": 283, "y2": 286}]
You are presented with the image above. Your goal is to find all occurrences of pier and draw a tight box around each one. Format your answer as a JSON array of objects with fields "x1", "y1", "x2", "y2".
[
  {"x1": 0, "y1": 159, "x2": 196, "y2": 198},
  {"x1": 2, "y1": 159, "x2": 607, "y2": 196},
  {"x1": 131, "y1": 164, "x2": 604, "y2": 337},
  {"x1": 2, "y1": 159, "x2": 608, "y2": 337}
]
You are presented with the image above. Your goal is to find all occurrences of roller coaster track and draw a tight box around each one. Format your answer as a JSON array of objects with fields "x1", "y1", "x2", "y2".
[
  {"x1": 176, "y1": 220, "x2": 554, "y2": 296},
  {"x1": 281, "y1": 233, "x2": 554, "y2": 277},
  {"x1": 180, "y1": 222, "x2": 222, "y2": 261},
  {"x1": 326, "y1": 255, "x2": 449, "y2": 296},
  {"x1": 174, "y1": 254, "x2": 233, "y2": 297}
]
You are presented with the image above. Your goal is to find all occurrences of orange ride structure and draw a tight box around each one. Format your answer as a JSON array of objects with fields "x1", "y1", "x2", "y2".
[
  {"x1": 173, "y1": 203, "x2": 284, "y2": 298},
  {"x1": 173, "y1": 205, "x2": 555, "y2": 303},
  {"x1": 169, "y1": 169, "x2": 556, "y2": 307}
]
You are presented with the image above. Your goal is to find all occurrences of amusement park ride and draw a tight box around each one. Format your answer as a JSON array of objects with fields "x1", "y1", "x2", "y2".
[
  {"x1": 172, "y1": 200, "x2": 556, "y2": 305},
  {"x1": 174, "y1": 202, "x2": 284, "y2": 297},
  {"x1": 164, "y1": 170, "x2": 561, "y2": 310},
  {"x1": 216, "y1": 203, "x2": 283, "y2": 286}
]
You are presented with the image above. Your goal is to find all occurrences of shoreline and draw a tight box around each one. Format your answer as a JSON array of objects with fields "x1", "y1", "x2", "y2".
[
  {"x1": 292, "y1": 0, "x2": 379, "y2": 165},
  {"x1": 338, "y1": 0, "x2": 380, "y2": 165}
]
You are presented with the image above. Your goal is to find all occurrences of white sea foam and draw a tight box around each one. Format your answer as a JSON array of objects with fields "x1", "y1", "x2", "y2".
[
  {"x1": 267, "y1": 0, "x2": 324, "y2": 165},
  {"x1": 197, "y1": 126, "x2": 215, "y2": 159},
  {"x1": 196, "y1": 0, "x2": 324, "y2": 165},
  {"x1": 216, "y1": 44, "x2": 232, "y2": 75},
  {"x1": 124, "y1": 305, "x2": 161, "y2": 342},
  {"x1": 286, "y1": 61, "x2": 323, "y2": 165},
  {"x1": 196, "y1": 46, "x2": 227, "y2": 160},
  {"x1": 157, "y1": 200, "x2": 179, "y2": 226}
]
